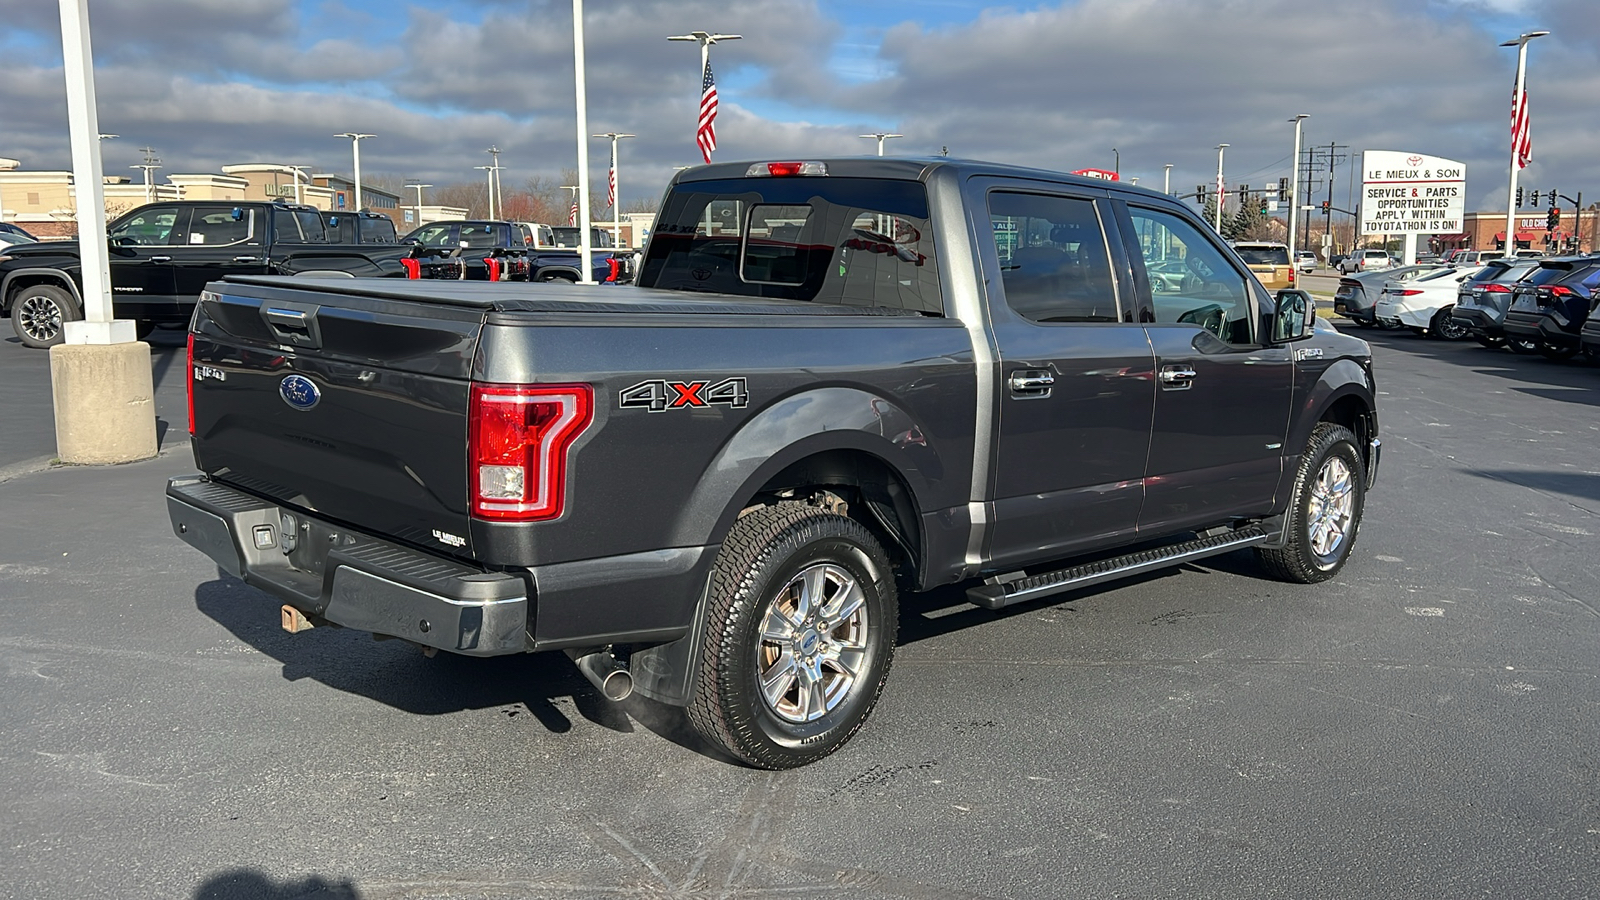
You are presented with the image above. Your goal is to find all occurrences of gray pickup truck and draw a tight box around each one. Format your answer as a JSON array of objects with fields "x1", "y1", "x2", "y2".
[{"x1": 167, "y1": 157, "x2": 1380, "y2": 768}]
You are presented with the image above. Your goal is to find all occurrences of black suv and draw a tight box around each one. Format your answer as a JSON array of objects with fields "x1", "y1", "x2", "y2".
[
  {"x1": 1449, "y1": 258, "x2": 1540, "y2": 349},
  {"x1": 1503, "y1": 256, "x2": 1600, "y2": 360}
]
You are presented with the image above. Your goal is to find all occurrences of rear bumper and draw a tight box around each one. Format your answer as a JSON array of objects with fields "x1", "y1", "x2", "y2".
[
  {"x1": 1450, "y1": 304, "x2": 1500, "y2": 334},
  {"x1": 1503, "y1": 311, "x2": 1545, "y2": 340},
  {"x1": 167, "y1": 475, "x2": 530, "y2": 657}
]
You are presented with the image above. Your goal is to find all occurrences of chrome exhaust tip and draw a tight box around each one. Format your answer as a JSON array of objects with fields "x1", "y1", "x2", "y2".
[{"x1": 565, "y1": 648, "x2": 634, "y2": 702}]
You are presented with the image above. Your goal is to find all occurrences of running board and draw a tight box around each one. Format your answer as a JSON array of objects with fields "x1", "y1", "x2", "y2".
[{"x1": 966, "y1": 527, "x2": 1268, "y2": 610}]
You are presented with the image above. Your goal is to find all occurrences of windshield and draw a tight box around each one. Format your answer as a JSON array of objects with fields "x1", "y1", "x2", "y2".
[
  {"x1": 1235, "y1": 247, "x2": 1289, "y2": 266},
  {"x1": 407, "y1": 224, "x2": 455, "y2": 249}
]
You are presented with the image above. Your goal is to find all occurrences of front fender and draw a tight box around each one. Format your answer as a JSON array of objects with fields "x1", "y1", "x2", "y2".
[
  {"x1": 2, "y1": 267, "x2": 83, "y2": 310},
  {"x1": 666, "y1": 386, "x2": 939, "y2": 549},
  {"x1": 1287, "y1": 356, "x2": 1375, "y2": 459}
]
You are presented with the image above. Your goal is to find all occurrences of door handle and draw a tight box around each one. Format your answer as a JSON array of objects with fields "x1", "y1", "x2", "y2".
[
  {"x1": 1159, "y1": 365, "x2": 1197, "y2": 390},
  {"x1": 1008, "y1": 369, "x2": 1055, "y2": 399},
  {"x1": 233, "y1": 256, "x2": 262, "y2": 263},
  {"x1": 148, "y1": 255, "x2": 172, "y2": 262}
]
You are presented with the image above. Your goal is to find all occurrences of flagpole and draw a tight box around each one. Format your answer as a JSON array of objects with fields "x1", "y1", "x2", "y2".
[
  {"x1": 593, "y1": 132, "x2": 636, "y2": 249},
  {"x1": 668, "y1": 31, "x2": 741, "y2": 163},
  {"x1": 1501, "y1": 30, "x2": 1548, "y2": 259}
]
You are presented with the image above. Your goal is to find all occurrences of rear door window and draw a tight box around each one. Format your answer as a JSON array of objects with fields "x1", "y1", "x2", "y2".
[
  {"x1": 109, "y1": 205, "x2": 188, "y2": 246},
  {"x1": 638, "y1": 176, "x2": 941, "y2": 314},
  {"x1": 988, "y1": 191, "x2": 1120, "y2": 323},
  {"x1": 185, "y1": 206, "x2": 254, "y2": 246}
]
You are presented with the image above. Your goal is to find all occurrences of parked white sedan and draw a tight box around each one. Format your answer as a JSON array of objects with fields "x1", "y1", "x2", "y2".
[{"x1": 1374, "y1": 265, "x2": 1484, "y2": 339}]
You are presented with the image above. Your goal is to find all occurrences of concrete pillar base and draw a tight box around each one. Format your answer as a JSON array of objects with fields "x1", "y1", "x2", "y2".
[{"x1": 49, "y1": 340, "x2": 159, "y2": 465}]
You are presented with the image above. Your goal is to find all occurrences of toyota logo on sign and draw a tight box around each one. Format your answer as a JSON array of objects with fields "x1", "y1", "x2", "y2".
[{"x1": 1406, "y1": 155, "x2": 1423, "y2": 166}]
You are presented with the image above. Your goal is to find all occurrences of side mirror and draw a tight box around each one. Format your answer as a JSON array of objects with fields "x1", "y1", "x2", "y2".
[{"x1": 1270, "y1": 289, "x2": 1316, "y2": 344}]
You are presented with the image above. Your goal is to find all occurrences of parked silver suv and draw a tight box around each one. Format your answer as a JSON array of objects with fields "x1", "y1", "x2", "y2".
[{"x1": 1337, "y1": 249, "x2": 1394, "y2": 275}]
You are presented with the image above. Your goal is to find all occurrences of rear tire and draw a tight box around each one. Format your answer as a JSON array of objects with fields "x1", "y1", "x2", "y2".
[
  {"x1": 9, "y1": 283, "x2": 81, "y2": 349},
  {"x1": 1430, "y1": 308, "x2": 1470, "y2": 340},
  {"x1": 687, "y1": 503, "x2": 897, "y2": 769},
  {"x1": 1538, "y1": 341, "x2": 1578, "y2": 361},
  {"x1": 1256, "y1": 423, "x2": 1365, "y2": 584},
  {"x1": 1474, "y1": 334, "x2": 1507, "y2": 349}
]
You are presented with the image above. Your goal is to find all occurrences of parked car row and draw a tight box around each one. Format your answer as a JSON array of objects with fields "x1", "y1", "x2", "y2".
[
  {"x1": 399, "y1": 220, "x2": 635, "y2": 284},
  {"x1": 1335, "y1": 254, "x2": 1600, "y2": 363}
]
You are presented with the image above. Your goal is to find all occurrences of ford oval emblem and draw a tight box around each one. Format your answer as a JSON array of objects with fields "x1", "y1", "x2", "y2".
[{"x1": 279, "y1": 374, "x2": 321, "y2": 411}]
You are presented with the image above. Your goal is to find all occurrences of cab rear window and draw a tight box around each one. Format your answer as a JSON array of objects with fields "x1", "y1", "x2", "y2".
[
  {"x1": 638, "y1": 177, "x2": 942, "y2": 314},
  {"x1": 1235, "y1": 247, "x2": 1289, "y2": 266}
]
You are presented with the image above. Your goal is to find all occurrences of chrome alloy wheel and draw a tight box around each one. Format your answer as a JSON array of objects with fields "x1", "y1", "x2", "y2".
[
  {"x1": 1307, "y1": 456, "x2": 1356, "y2": 559},
  {"x1": 18, "y1": 294, "x2": 64, "y2": 343},
  {"x1": 756, "y1": 562, "x2": 870, "y2": 724}
]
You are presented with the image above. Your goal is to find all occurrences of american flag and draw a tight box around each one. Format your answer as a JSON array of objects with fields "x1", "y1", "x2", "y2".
[
  {"x1": 569, "y1": 196, "x2": 579, "y2": 226},
  {"x1": 1511, "y1": 80, "x2": 1531, "y2": 169},
  {"x1": 697, "y1": 59, "x2": 719, "y2": 164},
  {"x1": 606, "y1": 149, "x2": 617, "y2": 210}
]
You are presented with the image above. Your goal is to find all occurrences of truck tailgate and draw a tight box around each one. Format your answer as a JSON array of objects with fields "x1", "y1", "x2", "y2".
[{"x1": 189, "y1": 279, "x2": 485, "y2": 556}]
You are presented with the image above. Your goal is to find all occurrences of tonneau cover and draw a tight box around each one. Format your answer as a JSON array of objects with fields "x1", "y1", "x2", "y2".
[{"x1": 218, "y1": 275, "x2": 925, "y2": 316}]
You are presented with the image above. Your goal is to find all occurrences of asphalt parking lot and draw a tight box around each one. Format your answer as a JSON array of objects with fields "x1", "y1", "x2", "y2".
[{"x1": 2, "y1": 322, "x2": 1597, "y2": 899}]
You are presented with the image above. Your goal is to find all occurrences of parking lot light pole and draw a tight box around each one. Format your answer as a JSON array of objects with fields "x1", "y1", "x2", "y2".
[
  {"x1": 1163, "y1": 163, "x2": 1173, "y2": 195},
  {"x1": 335, "y1": 132, "x2": 374, "y2": 211},
  {"x1": 858, "y1": 133, "x2": 902, "y2": 156},
  {"x1": 1287, "y1": 114, "x2": 1308, "y2": 269},
  {"x1": 594, "y1": 132, "x2": 635, "y2": 248},
  {"x1": 486, "y1": 146, "x2": 503, "y2": 220},
  {"x1": 51, "y1": 0, "x2": 156, "y2": 464},
  {"x1": 407, "y1": 182, "x2": 430, "y2": 226},
  {"x1": 573, "y1": 0, "x2": 596, "y2": 283},
  {"x1": 1112, "y1": 148, "x2": 1119, "y2": 180},
  {"x1": 287, "y1": 165, "x2": 309, "y2": 205},
  {"x1": 1500, "y1": 30, "x2": 1548, "y2": 258},
  {"x1": 476, "y1": 166, "x2": 496, "y2": 219},
  {"x1": 1214, "y1": 144, "x2": 1228, "y2": 234}
]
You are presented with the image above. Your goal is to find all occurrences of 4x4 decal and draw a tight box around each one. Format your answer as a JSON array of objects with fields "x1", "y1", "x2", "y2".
[{"x1": 619, "y1": 377, "x2": 749, "y2": 413}]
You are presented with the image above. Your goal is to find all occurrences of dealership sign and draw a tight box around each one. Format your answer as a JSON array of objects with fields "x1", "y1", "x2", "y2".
[{"x1": 1359, "y1": 151, "x2": 1466, "y2": 235}]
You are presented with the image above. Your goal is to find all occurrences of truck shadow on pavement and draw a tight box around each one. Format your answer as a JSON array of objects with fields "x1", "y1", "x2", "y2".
[
  {"x1": 193, "y1": 573, "x2": 739, "y2": 762},
  {"x1": 194, "y1": 869, "x2": 360, "y2": 899},
  {"x1": 1466, "y1": 469, "x2": 1600, "y2": 504}
]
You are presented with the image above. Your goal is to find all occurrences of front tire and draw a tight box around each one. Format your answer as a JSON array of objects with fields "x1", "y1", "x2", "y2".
[
  {"x1": 1538, "y1": 341, "x2": 1578, "y2": 361},
  {"x1": 687, "y1": 503, "x2": 897, "y2": 769},
  {"x1": 10, "y1": 284, "x2": 83, "y2": 348},
  {"x1": 1256, "y1": 423, "x2": 1365, "y2": 584}
]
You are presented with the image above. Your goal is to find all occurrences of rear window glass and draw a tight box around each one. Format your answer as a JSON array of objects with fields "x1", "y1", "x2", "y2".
[
  {"x1": 1235, "y1": 246, "x2": 1289, "y2": 266},
  {"x1": 638, "y1": 177, "x2": 941, "y2": 314},
  {"x1": 1525, "y1": 264, "x2": 1579, "y2": 286},
  {"x1": 360, "y1": 216, "x2": 397, "y2": 243},
  {"x1": 461, "y1": 223, "x2": 502, "y2": 250}
]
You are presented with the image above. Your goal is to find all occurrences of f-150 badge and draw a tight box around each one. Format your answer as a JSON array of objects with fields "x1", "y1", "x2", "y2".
[
  {"x1": 619, "y1": 377, "x2": 748, "y2": 413},
  {"x1": 1294, "y1": 348, "x2": 1324, "y2": 362}
]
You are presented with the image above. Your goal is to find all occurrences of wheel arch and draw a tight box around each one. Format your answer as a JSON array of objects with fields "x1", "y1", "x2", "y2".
[{"x1": 2, "y1": 268, "x2": 83, "y2": 313}]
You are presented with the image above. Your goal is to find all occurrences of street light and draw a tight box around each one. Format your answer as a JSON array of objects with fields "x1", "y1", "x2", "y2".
[
  {"x1": 668, "y1": 31, "x2": 741, "y2": 164},
  {"x1": 1214, "y1": 144, "x2": 1229, "y2": 234},
  {"x1": 335, "y1": 132, "x2": 374, "y2": 211},
  {"x1": 287, "y1": 165, "x2": 310, "y2": 205},
  {"x1": 1287, "y1": 114, "x2": 1309, "y2": 270},
  {"x1": 858, "y1": 132, "x2": 903, "y2": 156},
  {"x1": 475, "y1": 165, "x2": 496, "y2": 219},
  {"x1": 1500, "y1": 30, "x2": 1549, "y2": 258},
  {"x1": 1163, "y1": 163, "x2": 1173, "y2": 195},
  {"x1": 406, "y1": 182, "x2": 431, "y2": 226},
  {"x1": 594, "y1": 131, "x2": 635, "y2": 248},
  {"x1": 1112, "y1": 147, "x2": 1119, "y2": 180}
]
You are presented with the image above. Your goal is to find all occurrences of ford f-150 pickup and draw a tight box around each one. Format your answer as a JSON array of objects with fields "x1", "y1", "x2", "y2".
[{"x1": 167, "y1": 157, "x2": 1380, "y2": 768}]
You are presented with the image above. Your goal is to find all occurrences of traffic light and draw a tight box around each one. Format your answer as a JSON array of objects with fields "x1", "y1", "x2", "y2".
[
  {"x1": 1549, "y1": 189, "x2": 1559, "y2": 207},
  {"x1": 1278, "y1": 177, "x2": 1289, "y2": 202},
  {"x1": 1239, "y1": 184, "x2": 1250, "y2": 207},
  {"x1": 1516, "y1": 186, "x2": 1524, "y2": 207},
  {"x1": 1321, "y1": 200, "x2": 1330, "y2": 212},
  {"x1": 1548, "y1": 207, "x2": 1561, "y2": 231},
  {"x1": 1197, "y1": 184, "x2": 1207, "y2": 203},
  {"x1": 1259, "y1": 197, "x2": 1268, "y2": 215},
  {"x1": 1528, "y1": 187, "x2": 1537, "y2": 206}
]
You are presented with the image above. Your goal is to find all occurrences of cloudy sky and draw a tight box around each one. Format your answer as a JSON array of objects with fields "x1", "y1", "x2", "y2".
[{"x1": 1, "y1": 0, "x2": 1593, "y2": 214}]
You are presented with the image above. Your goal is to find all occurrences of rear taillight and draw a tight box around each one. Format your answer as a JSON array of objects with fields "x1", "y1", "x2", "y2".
[
  {"x1": 1484, "y1": 283, "x2": 1511, "y2": 293},
  {"x1": 1547, "y1": 285, "x2": 1574, "y2": 297},
  {"x1": 485, "y1": 258, "x2": 502, "y2": 282},
  {"x1": 745, "y1": 161, "x2": 828, "y2": 177},
  {"x1": 1287, "y1": 268, "x2": 1296, "y2": 285},
  {"x1": 186, "y1": 333, "x2": 196, "y2": 436},
  {"x1": 1398, "y1": 289, "x2": 1423, "y2": 296},
  {"x1": 401, "y1": 258, "x2": 421, "y2": 279},
  {"x1": 469, "y1": 383, "x2": 593, "y2": 521}
]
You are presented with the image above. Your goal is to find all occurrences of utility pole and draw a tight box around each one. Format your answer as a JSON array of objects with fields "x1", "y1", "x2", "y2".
[{"x1": 486, "y1": 145, "x2": 503, "y2": 219}]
